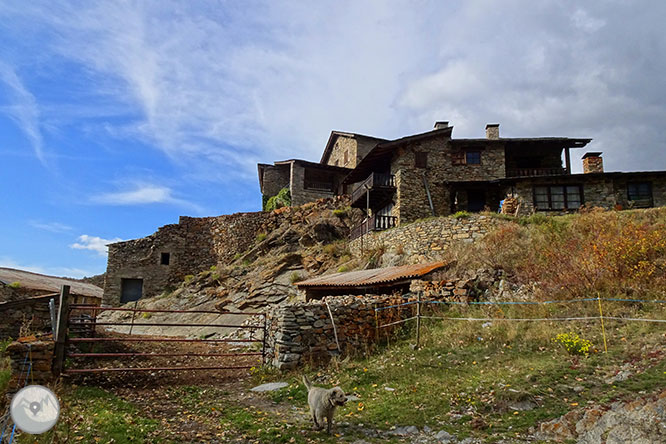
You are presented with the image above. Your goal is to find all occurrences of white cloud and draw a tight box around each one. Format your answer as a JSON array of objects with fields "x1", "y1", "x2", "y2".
[
  {"x1": 0, "y1": 62, "x2": 46, "y2": 165},
  {"x1": 0, "y1": 1, "x2": 665, "y2": 177},
  {"x1": 29, "y1": 221, "x2": 73, "y2": 233},
  {"x1": 70, "y1": 235, "x2": 123, "y2": 257},
  {"x1": 90, "y1": 182, "x2": 204, "y2": 213}
]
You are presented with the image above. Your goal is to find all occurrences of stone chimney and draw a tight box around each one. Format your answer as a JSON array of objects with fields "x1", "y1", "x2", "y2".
[
  {"x1": 434, "y1": 121, "x2": 449, "y2": 130},
  {"x1": 582, "y1": 152, "x2": 603, "y2": 174},
  {"x1": 485, "y1": 123, "x2": 500, "y2": 139}
]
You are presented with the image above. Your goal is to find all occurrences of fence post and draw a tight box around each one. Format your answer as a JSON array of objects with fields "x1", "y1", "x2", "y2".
[
  {"x1": 53, "y1": 285, "x2": 70, "y2": 376},
  {"x1": 415, "y1": 292, "x2": 422, "y2": 350},
  {"x1": 597, "y1": 292, "x2": 608, "y2": 353}
]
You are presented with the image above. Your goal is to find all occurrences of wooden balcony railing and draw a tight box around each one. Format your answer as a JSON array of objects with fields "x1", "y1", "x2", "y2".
[
  {"x1": 350, "y1": 173, "x2": 396, "y2": 204},
  {"x1": 506, "y1": 167, "x2": 567, "y2": 178},
  {"x1": 351, "y1": 215, "x2": 397, "y2": 239}
]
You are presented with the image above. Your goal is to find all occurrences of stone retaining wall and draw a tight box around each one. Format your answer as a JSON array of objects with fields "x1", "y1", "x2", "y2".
[
  {"x1": 265, "y1": 295, "x2": 411, "y2": 370},
  {"x1": 350, "y1": 214, "x2": 501, "y2": 258}
]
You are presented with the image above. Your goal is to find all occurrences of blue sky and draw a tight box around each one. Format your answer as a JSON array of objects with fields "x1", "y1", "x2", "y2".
[{"x1": 1, "y1": 1, "x2": 666, "y2": 278}]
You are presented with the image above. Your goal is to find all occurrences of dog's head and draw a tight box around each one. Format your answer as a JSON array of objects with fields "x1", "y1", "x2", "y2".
[{"x1": 329, "y1": 387, "x2": 347, "y2": 407}]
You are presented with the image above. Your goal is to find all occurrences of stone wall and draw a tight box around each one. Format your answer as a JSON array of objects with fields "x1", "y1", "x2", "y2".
[
  {"x1": 349, "y1": 214, "x2": 501, "y2": 258},
  {"x1": 6, "y1": 339, "x2": 54, "y2": 385},
  {"x1": 265, "y1": 295, "x2": 411, "y2": 369},
  {"x1": 260, "y1": 163, "x2": 291, "y2": 198},
  {"x1": 326, "y1": 135, "x2": 358, "y2": 169}
]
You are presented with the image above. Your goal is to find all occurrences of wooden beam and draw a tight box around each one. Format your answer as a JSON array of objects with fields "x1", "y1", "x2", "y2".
[
  {"x1": 53, "y1": 285, "x2": 70, "y2": 376},
  {"x1": 564, "y1": 147, "x2": 571, "y2": 174}
]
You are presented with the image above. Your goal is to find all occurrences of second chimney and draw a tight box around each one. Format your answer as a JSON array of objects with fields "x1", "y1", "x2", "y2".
[
  {"x1": 582, "y1": 152, "x2": 603, "y2": 173},
  {"x1": 486, "y1": 123, "x2": 500, "y2": 139},
  {"x1": 434, "y1": 121, "x2": 449, "y2": 130}
]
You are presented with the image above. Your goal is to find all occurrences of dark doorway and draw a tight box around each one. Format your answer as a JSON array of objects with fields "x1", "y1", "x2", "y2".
[
  {"x1": 467, "y1": 190, "x2": 486, "y2": 212},
  {"x1": 121, "y1": 278, "x2": 143, "y2": 303}
]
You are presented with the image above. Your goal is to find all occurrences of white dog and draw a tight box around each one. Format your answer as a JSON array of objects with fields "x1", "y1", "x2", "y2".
[{"x1": 303, "y1": 375, "x2": 347, "y2": 434}]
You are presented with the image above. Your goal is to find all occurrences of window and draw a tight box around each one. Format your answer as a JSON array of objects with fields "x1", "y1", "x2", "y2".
[
  {"x1": 452, "y1": 150, "x2": 481, "y2": 165},
  {"x1": 160, "y1": 252, "x2": 170, "y2": 265},
  {"x1": 466, "y1": 151, "x2": 481, "y2": 165},
  {"x1": 533, "y1": 185, "x2": 582, "y2": 210},
  {"x1": 415, "y1": 151, "x2": 428, "y2": 168},
  {"x1": 627, "y1": 182, "x2": 653, "y2": 207}
]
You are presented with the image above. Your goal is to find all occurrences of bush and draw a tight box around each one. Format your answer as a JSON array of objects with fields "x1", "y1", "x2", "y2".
[
  {"x1": 184, "y1": 275, "x2": 194, "y2": 283},
  {"x1": 337, "y1": 265, "x2": 350, "y2": 273},
  {"x1": 256, "y1": 232, "x2": 267, "y2": 242},
  {"x1": 289, "y1": 272, "x2": 304, "y2": 284},
  {"x1": 552, "y1": 332, "x2": 593, "y2": 356},
  {"x1": 8, "y1": 281, "x2": 21, "y2": 289},
  {"x1": 264, "y1": 187, "x2": 291, "y2": 212}
]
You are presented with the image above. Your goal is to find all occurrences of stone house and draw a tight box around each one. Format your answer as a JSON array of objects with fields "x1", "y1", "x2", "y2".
[{"x1": 260, "y1": 121, "x2": 666, "y2": 238}]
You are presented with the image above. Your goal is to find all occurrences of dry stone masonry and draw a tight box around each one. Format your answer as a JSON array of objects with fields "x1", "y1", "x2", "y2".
[
  {"x1": 265, "y1": 295, "x2": 410, "y2": 370},
  {"x1": 350, "y1": 214, "x2": 502, "y2": 259}
]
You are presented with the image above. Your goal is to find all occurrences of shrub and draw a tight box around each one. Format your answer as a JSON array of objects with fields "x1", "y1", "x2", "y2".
[
  {"x1": 141, "y1": 312, "x2": 152, "y2": 319},
  {"x1": 184, "y1": 275, "x2": 194, "y2": 283},
  {"x1": 264, "y1": 187, "x2": 291, "y2": 212},
  {"x1": 452, "y1": 211, "x2": 470, "y2": 219},
  {"x1": 210, "y1": 265, "x2": 217, "y2": 272},
  {"x1": 8, "y1": 281, "x2": 21, "y2": 289},
  {"x1": 256, "y1": 232, "x2": 267, "y2": 242},
  {"x1": 337, "y1": 265, "x2": 350, "y2": 273},
  {"x1": 552, "y1": 332, "x2": 593, "y2": 356},
  {"x1": 289, "y1": 272, "x2": 304, "y2": 284}
]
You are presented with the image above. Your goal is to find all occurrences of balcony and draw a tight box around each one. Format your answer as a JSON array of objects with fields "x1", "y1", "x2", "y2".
[
  {"x1": 350, "y1": 173, "x2": 396, "y2": 208},
  {"x1": 506, "y1": 167, "x2": 566, "y2": 178},
  {"x1": 351, "y1": 215, "x2": 397, "y2": 239}
]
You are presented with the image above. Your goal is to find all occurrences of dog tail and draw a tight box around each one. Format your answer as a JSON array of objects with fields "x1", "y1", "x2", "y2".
[{"x1": 302, "y1": 375, "x2": 312, "y2": 390}]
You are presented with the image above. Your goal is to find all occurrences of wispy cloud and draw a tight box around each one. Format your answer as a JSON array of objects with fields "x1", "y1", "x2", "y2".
[
  {"x1": 29, "y1": 221, "x2": 73, "y2": 233},
  {"x1": 70, "y1": 235, "x2": 123, "y2": 257},
  {"x1": 0, "y1": 62, "x2": 46, "y2": 165},
  {"x1": 90, "y1": 182, "x2": 204, "y2": 213}
]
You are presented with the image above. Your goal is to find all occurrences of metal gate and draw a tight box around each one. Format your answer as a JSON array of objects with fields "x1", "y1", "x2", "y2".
[{"x1": 53, "y1": 288, "x2": 265, "y2": 375}]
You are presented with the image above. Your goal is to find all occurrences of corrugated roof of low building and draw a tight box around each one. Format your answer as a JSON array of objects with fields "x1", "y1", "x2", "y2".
[{"x1": 295, "y1": 261, "x2": 447, "y2": 288}]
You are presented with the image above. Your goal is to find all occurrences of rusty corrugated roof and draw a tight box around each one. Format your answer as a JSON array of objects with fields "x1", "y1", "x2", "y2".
[{"x1": 295, "y1": 261, "x2": 447, "y2": 288}]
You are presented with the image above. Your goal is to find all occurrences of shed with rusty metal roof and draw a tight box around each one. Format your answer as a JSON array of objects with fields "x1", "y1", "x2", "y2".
[{"x1": 295, "y1": 262, "x2": 447, "y2": 300}]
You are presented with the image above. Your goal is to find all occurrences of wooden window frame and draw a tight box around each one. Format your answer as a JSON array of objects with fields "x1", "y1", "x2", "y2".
[
  {"x1": 532, "y1": 184, "x2": 583, "y2": 211},
  {"x1": 465, "y1": 151, "x2": 481, "y2": 165}
]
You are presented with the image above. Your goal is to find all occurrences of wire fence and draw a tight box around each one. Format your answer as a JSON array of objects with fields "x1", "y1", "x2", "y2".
[{"x1": 374, "y1": 294, "x2": 666, "y2": 350}]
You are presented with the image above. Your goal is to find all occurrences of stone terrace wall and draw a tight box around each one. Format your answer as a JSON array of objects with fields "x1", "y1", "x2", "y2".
[
  {"x1": 265, "y1": 295, "x2": 410, "y2": 370},
  {"x1": 350, "y1": 214, "x2": 501, "y2": 259}
]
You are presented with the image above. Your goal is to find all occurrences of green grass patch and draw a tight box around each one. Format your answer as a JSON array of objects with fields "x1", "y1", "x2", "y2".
[{"x1": 22, "y1": 386, "x2": 160, "y2": 443}]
